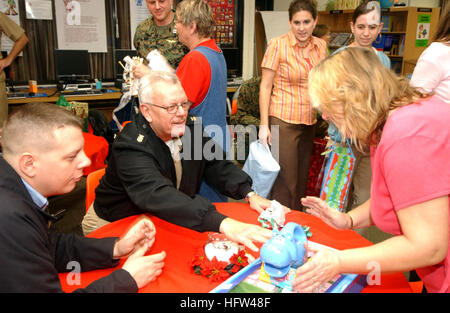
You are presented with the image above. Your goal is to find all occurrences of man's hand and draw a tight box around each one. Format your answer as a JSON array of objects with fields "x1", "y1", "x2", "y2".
[
  {"x1": 0, "y1": 58, "x2": 11, "y2": 72},
  {"x1": 0, "y1": 33, "x2": 28, "y2": 72},
  {"x1": 113, "y1": 217, "x2": 156, "y2": 259},
  {"x1": 249, "y1": 194, "x2": 291, "y2": 215},
  {"x1": 116, "y1": 217, "x2": 166, "y2": 289},
  {"x1": 219, "y1": 218, "x2": 273, "y2": 252},
  {"x1": 132, "y1": 63, "x2": 152, "y2": 79},
  {"x1": 122, "y1": 244, "x2": 166, "y2": 289}
]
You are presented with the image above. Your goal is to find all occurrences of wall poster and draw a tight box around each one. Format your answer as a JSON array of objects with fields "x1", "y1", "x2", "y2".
[
  {"x1": 0, "y1": 0, "x2": 22, "y2": 53},
  {"x1": 55, "y1": 0, "x2": 108, "y2": 53}
]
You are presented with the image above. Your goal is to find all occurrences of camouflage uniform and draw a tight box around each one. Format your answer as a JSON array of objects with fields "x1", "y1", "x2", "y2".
[
  {"x1": 230, "y1": 76, "x2": 261, "y2": 164},
  {"x1": 230, "y1": 76, "x2": 261, "y2": 127},
  {"x1": 133, "y1": 12, "x2": 188, "y2": 69}
]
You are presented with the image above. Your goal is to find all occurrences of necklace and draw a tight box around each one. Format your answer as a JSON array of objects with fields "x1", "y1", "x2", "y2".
[
  {"x1": 297, "y1": 37, "x2": 311, "y2": 48},
  {"x1": 297, "y1": 37, "x2": 311, "y2": 58}
]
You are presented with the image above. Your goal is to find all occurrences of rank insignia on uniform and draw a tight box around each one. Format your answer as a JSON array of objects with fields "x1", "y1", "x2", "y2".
[
  {"x1": 190, "y1": 116, "x2": 196, "y2": 122},
  {"x1": 137, "y1": 134, "x2": 145, "y2": 143}
]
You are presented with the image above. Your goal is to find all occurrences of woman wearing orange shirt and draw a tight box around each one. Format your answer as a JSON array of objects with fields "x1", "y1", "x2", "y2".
[{"x1": 258, "y1": 0, "x2": 327, "y2": 211}]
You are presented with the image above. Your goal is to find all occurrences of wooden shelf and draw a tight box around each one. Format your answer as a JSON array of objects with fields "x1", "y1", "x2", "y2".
[
  {"x1": 381, "y1": 31, "x2": 407, "y2": 35},
  {"x1": 7, "y1": 88, "x2": 123, "y2": 105}
]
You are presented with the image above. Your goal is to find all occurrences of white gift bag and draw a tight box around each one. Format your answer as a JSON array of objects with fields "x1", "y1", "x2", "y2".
[{"x1": 242, "y1": 141, "x2": 280, "y2": 198}]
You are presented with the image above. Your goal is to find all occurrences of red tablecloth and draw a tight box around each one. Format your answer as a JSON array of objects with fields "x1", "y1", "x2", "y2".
[
  {"x1": 59, "y1": 203, "x2": 412, "y2": 293},
  {"x1": 82, "y1": 132, "x2": 108, "y2": 176}
]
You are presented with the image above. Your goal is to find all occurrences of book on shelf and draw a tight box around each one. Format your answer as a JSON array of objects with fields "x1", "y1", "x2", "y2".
[
  {"x1": 334, "y1": 0, "x2": 362, "y2": 10},
  {"x1": 373, "y1": 34, "x2": 404, "y2": 55},
  {"x1": 390, "y1": 44, "x2": 398, "y2": 56},
  {"x1": 381, "y1": 15, "x2": 392, "y2": 32},
  {"x1": 373, "y1": 34, "x2": 386, "y2": 51},
  {"x1": 398, "y1": 34, "x2": 405, "y2": 56},
  {"x1": 329, "y1": 32, "x2": 352, "y2": 48},
  {"x1": 384, "y1": 35, "x2": 393, "y2": 53}
]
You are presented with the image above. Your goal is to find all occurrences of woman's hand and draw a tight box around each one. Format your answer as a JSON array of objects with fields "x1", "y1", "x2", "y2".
[
  {"x1": 301, "y1": 196, "x2": 352, "y2": 230},
  {"x1": 292, "y1": 243, "x2": 341, "y2": 293},
  {"x1": 258, "y1": 125, "x2": 272, "y2": 146}
]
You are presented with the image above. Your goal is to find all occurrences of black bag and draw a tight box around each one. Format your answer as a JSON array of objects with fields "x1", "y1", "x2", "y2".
[{"x1": 88, "y1": 109, "x2": 115, "y2": 160}]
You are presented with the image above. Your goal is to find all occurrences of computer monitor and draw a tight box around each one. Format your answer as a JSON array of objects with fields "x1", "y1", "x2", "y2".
[
  {"x1": 54, "y1": 49, "x2": 90, "y2": 82},
  {"x1": 222, "y1": 47, "x2": 242, "y2": 78},
  {"x1": 114, "y1": 49, "x2": 138, "y2": 78}
]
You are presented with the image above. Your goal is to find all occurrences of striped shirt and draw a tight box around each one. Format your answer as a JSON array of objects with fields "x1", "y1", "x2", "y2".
[{"x1": 261, "y1": 32, "x2": 327, "y2": 125}]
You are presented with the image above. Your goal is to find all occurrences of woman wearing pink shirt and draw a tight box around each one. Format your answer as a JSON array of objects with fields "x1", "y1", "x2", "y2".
[{"x1": 293, "y1": 47, "x2": 450, "y2": 293}]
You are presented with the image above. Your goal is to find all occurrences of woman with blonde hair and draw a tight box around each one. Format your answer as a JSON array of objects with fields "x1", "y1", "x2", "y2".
[{"x1": 293, "y1": 47, "x2": 450, "y2": 293}]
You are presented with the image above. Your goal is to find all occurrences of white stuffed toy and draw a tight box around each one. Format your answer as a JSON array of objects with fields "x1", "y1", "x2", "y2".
[
  {"x1": 258, "y1": 200, "x2": 286, "y2": 230},
  {"x1": 146, "y1": 49, "x2": 174, "y2": 73}
]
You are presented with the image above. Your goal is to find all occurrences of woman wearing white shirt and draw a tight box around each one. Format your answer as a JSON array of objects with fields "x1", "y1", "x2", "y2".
[{"x1": 410, "y1": 8, "x2": 449, "y2": 104}]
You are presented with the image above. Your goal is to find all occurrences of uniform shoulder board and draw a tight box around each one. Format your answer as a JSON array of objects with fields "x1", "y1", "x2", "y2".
[
  {"x1": 186, "y1": 115, "x2": 197, "y2": 124},
  {"x1": 186, "y1": 114, "x2": 202, "y2": 127}
]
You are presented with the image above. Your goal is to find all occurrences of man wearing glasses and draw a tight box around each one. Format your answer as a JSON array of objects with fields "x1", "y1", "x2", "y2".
[{"x1": 82, "y1": 71, "x2": 286, "y2": 253}]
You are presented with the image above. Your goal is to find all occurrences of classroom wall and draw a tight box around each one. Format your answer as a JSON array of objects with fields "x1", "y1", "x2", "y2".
[{"x1": 242, "y1": 1, "x2": 256, "y2": 80}]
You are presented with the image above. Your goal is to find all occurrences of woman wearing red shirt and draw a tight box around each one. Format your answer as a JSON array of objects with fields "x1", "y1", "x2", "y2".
[{"x1": 174, "y1": 0, "x2": 229, "y2": 203}]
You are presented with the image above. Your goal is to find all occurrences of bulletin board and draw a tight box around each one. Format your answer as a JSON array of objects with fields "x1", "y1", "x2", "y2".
[{"x1": 207, "y1": 0, "x2": 236, "y2": 46}]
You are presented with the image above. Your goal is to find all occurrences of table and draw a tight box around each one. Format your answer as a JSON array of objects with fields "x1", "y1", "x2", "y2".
[
  {"x1": 9, "y1": 87, "x2": 237, "y2": 123},
  {"x1": 82, "y1": 132, "x2": 108, "y2": 176},
  {"x1": 7, "y1": 88, "x2": 123, "y2": 105},
  {"x1": 59, "y1": 203, "x2": 412, "y2": 293},
  {"x1": 7, "y1": 87, "x2": 237, "y2": 104},
  {"x1": 8, "y1": 88, "x2": 123, "y2": 123}
]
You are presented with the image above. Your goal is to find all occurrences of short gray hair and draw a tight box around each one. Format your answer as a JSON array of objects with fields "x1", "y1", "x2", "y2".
[
  {"x1": 138, "y1": 70, "x2": 181, "y2": 105},
  {"x1": 175, "y1": 0, "x2": 215, "y2": 38}
]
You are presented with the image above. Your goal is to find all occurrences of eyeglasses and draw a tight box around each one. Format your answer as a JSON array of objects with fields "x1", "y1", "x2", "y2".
[{"x1": 148, "y1": 101, "x2": 191, "y2": 114}]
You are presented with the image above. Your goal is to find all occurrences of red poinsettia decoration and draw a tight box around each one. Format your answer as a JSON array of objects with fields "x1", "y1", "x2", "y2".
[
  {"x1": 191, "y1": 247, "x2": 249, "y2": 282},
  {"x1": 228, "y1": 250, "x2": 249, "y2": 273}
]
